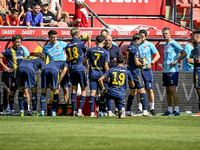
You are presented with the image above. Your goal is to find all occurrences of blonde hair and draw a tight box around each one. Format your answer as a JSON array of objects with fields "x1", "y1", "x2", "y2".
[{"x1": 70, "y1": 27, "x2": 79, "y2": 37}]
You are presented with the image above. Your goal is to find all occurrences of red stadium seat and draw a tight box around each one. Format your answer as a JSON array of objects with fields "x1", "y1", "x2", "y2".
[
  {"x1": 193, "y1": 8, "x2": 200, "y2": 23},
  {"x1": 177, "y1": 0, "x2": 191, "y2": 8},
  {"x1": 57, "y1": 22, "x2": 68, "y2": 27}
]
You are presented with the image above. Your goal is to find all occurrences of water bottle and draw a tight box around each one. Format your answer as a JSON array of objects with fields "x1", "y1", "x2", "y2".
[{"x1": 51, "y1": 19, "x2": 54, "y2": 26}]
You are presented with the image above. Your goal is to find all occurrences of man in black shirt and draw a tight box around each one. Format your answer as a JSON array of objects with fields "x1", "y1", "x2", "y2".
[
  {"x1": 24, "y1": 0, "x2": 41, "y2": 12},
  {"x1": 41, "y1": 1, "x2": 57, "y2": 27}
]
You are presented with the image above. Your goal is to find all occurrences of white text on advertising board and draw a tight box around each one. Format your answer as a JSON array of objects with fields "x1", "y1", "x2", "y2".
[
  {"x1": 41, "y1": 30, "x2": 50, "y2": 35},
  {"x1": 175, "y1": 31, "x2": 188, "y2": 36},
  {"x1": 68, "y1": 0, "x2": 148, "y2": 3},
  {"x1": 80, "y1": 31, "x2": 93, "y2": 35},
  {"x1": 2, "y1": 30, "x2": 16, "y2": 35},
  {"x1": 22, "y1": 30, "x2": 35, "y2": 35},
  {"x1": 61, "y1": 30, "x2": 70, "y2": 35}
]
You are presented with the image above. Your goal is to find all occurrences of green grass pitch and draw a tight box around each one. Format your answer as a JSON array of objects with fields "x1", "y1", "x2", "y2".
[{"x1": 0, "y1": 114, "x2": 200, "y2": 150}]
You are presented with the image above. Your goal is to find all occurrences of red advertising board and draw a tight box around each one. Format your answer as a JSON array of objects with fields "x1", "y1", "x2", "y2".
[{"x1": 63, "y1": 0, "x2": 165, "y2": 16}]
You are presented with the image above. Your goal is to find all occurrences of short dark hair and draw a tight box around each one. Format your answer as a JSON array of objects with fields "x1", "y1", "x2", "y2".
[
  {"x1": 139, "y1": 30, "x2": 147, "y2": 37},
  {"x1": 162, "y1": 27, "x2": 171, "y2": 33},
  {"x1": 132, "y1": 33, "x2": 142, "y2": 41},
  {"x1": 96, "y1": 35, "x2": 105, "y2": 43},
  {"x1": 48, "y1": 30, "x2": 57, "y2": 36},
  {"x1": 100, "y1": 29, "x2": 109, "y2": 36},
  {"x1": 117, "y1": 55, "x2": 125, "y2": 64},
  {"x1": 33, "y1": 3, "x2": 41, "y2": 7},
  {"x1": 34, "y1": 52, "x2": 45, "y2": 61},
  {"x1": 193, "y1": 30, "x2": 200, "y2": 35},
  {"x1": 12, "y1": 35, "x2": 22, "y2": 41},
  {"x1": 11, "y1": 9, "x2": 18, "y2": 14}
]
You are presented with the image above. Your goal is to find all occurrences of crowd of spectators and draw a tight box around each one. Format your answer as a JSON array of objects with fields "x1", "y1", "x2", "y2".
[{"x1": 0, "y1": 0, "x2": 88, "y2": 27}]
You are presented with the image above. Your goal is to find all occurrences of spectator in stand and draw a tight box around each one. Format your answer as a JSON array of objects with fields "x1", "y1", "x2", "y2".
[
  {"x1": 41, "y1": 1, "x2": 57, "y2": 27},
  {"x1": 9, "y1": 0, "x2": 24, "y2": 21},
  {"x1": 22, "y1": 3, "x2": 43, "y2": 27},
  {"x1": 24, "y1": 0, "x2": 41, "y2": 12},
  {"x1": 100, "y1": 29, "x2": 118, "y2": 46},
  {"x1": 41, "y1": 0, "x2": 69, "y2": 25},
  {"x1": 0, "y1": 0, "x2": 10, "y2": 21},
  {"x1": 5, "y1": 8, "x2": 19, "y2": 26},
  {"x1": 69, "y1": 0, "x2": 88, "y2": 27}
]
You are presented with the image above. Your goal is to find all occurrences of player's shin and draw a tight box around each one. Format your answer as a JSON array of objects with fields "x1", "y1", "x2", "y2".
[
  {"x1": 89, "y1": 96, "x2": 94, "y2": 113},
  {"x1": 99, "y1": 95, "x2": 105, "y2": 112},
  {"x1": 127, "y1": 95, "x2": 134, "y2": 111},
  {"x1": 71, "y1": 93, "x2": 76, "y2": 112},
  {"x1": 18, "y1": 92, "x2": 24, "y2": 112},
  {"x1": 32, "y1": 93, "x2": 37, "y2": 113},
  {"x1": 23, "y1": 96, "x2": 28, "y2": 111},
  {"x1": 140, "y1": 93, "x2": 147, "y2": 110},
  {"x1": 78, "y1": 96, "x2": 86, "y2": 111},
  {"x1": 9, "y1": 95, "x2": 14, "y2": 111},
  {"x1": 52, "y1": 94, "x2": 59, "y2": 112},
  {"x1": 106, "y1": 99, "x2": 111, "y2": 112},
  {"x1": 40, "y1": 93, "x2": 46, "y2": 111}
]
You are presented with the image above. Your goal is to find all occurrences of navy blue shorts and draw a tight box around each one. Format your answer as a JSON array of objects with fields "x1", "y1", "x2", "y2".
[
  {"x1": 129, "y1": 73, "x2": 144, "y2": 89},
  {"x1": 104, "y1": 92, "x2": 125, "y2": 110},
  {"x1": 60, "y1": 73, "x2": 70, "y2": 88},
  {"x1": 70, "y1": 71, "x2": 87, "y2": 87},
  {"x1": 141, "y1": 69, "x2": 153, "y2": 89},
  {"x1": 8, "y1": 73, "x2": 18, "y2": 91},
  {"x1": 90, "y1": 79, "x2": 108, "y2": 90},
  {"x1": 17, "y1": 67, "x2": 37, "y2": 88},
  {"x1": 163, "y1": 72, "x2": 179, "y2": 87},
  {"x1": 193, "y1": 71, "x2": 200, "y2": 88},
  {"x1": 42, "y1": 68, "x2": 60, "y2": 90}
]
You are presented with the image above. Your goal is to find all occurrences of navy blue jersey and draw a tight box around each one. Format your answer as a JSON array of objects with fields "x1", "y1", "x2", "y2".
[
  {"x1": 2, "y1": 46, "x2": 29, "y2": 77},
  {"x1": 66, "y1": 37, "x2": 87, "y2": 72},
  {"x1": 44, "y1": 61, "x2": 68, "y2": 74},
  {"x1": 86, "y1": 46, "x2": 110, "y2": 79},
  {"x1": 127, "y1": 41, "x2": 143, "y2": 75},
  {"x1": 18, "y1": 56, "x2": 45, "y2": 73},
  {"x1": 190, "y1": 42, "x2": 200, "y2": 72},
  {"x1": 103, "y1": 44, "x2": 122, "y2": 68},
  {"x1": 103, "y1": 66, "x2": 133, "y2": 97}
]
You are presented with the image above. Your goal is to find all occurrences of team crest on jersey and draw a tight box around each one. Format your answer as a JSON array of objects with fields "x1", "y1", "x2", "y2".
[
  {"x1": 144, "y1": 45, "x2": 147, "y2": 49},
  {"x1": 56, "y1": 46, "x2": 59, "y2": 49},
  {"x1": 168, "y1": 44, "x2": 171, "y2": 48},
  {"x1": 12, "y1": 83, "x2": 15, "y2": 87},
  {"x1": 21, "y1": 50, "x2": 23, "y2": 54}
]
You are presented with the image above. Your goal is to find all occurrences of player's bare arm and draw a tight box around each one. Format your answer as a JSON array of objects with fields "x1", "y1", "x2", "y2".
[
  {"x1": 0, "y1": 53, "x2": 13, "y2": 73},
  {"x1": 170, "y1": 50, "x2": 187, "y2": 68},
  {"x1": 87, "y1": 34, "x2": 92, "y2": 49},
  {"x1": 146, "y1": 51, "x2": 160, "y2": 70},
  {"x1": 129, "y1": 80, "x2": 135, "y2": 88},
  {"x1": 104, "y1": 62, "x2": 109, "y2": 72},
  {"x1": 134, "y1": 57, "x2": 146, "y2": 67},
  {"x1": 187, "y1": 58, "x2": 194, "y2": 65},
  {"x1": 98, "y1": 75, "x2": 106, "y2": 91}
]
